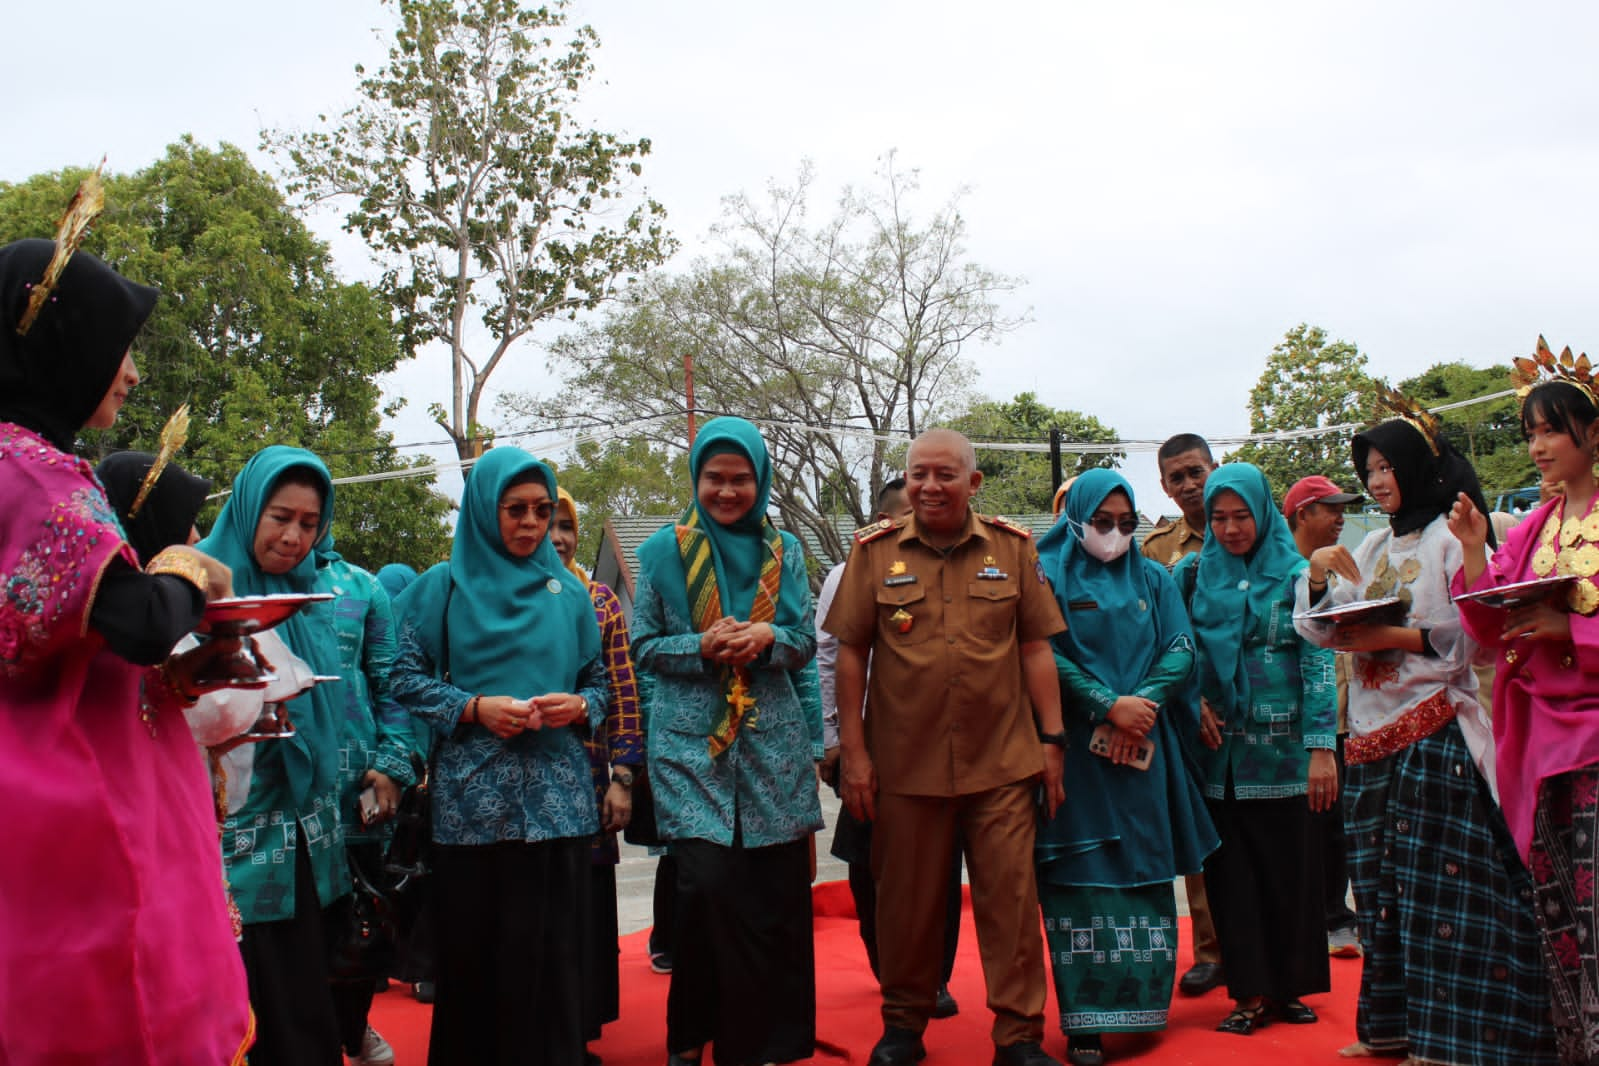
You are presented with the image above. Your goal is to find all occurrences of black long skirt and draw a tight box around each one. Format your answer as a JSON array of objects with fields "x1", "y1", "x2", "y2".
[
  {"x1": 238, "y1": 838, "x2": 345, "y2": 1066},
  {"x1": 584, "y1": 861, "x2": 621, "y2": 1040},
  {"x1": 428, "y1": 838, "x2": 590, "y2": 1066},
  {"x1": 1203, "y1": 788, "x2": 1329, "y2": 1004},
  {"x1": 668, "y1": 836, "x2": 815, "y2": 1066}
]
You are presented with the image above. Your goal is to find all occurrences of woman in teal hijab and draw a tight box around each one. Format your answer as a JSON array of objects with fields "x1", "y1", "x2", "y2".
[
  {"x1": 1173, "y1": 462, "x2": 1336, "y2": 1037},
  {"x1": 195, "y1": 445, "x2": 351, "y2": 1066},
  {"x1": 632, "y1": 416, "x2": 822, "y2": 1066},
  {"x1": 1034, "y1": 469, "x2": 1216, "y2": 1066},
  {"x1": 388, "y1": 446, "x2": 605, "y2": 1066}
]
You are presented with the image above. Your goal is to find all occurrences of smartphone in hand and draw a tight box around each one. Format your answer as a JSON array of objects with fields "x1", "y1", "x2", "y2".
[{"x1": 359, "y1": 784, "x2": 380, "y2": 826}]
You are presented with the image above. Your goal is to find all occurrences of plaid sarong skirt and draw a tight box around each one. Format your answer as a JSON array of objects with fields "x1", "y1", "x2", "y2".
[{"x1": 1346, "y1": 718, "x2": 1557, "y2": 1066}]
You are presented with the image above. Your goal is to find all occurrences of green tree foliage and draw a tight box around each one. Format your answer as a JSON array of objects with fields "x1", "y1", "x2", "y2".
[
  {"x1": 946, "y1": 392, "x2": 1122, "y2": 516},
  {"x1": 1229, "y1": 324, "x2": 1382, "y2": 497},
  {"x1": 0, "y1": 141, "x2": 453, "y2": 570},
  {"x1": 546, "y1": 437, "x2": 685, "y2": 567},
  {"x1": 269, "y1": 0, "x2": 675, "y2": 460},
  {"x1": 1398, "y1": 360, "x2": 1533, "y2": 500},
  {"x1": 529, "y1": 156, "x2": 1023, "y2": 564}
]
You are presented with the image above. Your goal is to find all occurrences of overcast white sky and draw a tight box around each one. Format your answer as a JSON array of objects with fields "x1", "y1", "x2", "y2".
[{"x1": 8, "y1": 1, "x2": 1598, "y2": 514}]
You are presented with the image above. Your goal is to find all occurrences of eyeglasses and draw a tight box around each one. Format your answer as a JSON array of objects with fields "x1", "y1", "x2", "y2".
[
  {"x1": 1087, "y1": 516, "x2": 1139, "y2": 536},
  {"x1": 500, "y1": 501, "x2": 555, "y2": 521}
]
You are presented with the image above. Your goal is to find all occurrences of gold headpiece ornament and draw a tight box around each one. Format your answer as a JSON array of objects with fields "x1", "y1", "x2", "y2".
[
  {"x1": 1374, "y1": 384, "x2": 1443, "y2": 456},
  {"x1": 127, "y1": 404, "x2": 192, "y2": 520},
  {"x1": 15, "y1": 159, "x2": 108, "y2": 336},
  {"x1": 1511, "y1": 336, "x2": 1596, "y2": 407}
]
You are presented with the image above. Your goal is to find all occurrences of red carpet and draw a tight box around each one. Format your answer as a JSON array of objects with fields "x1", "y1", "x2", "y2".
[{"x1": 368, "y1": 880, "x2": 1362, "y2": 1064}]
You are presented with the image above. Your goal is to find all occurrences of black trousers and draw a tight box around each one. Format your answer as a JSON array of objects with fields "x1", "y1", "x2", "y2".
[
  {"x1": 428, "y1": 838, "x2": 590, "y2": 1066},
  {"x1": 668, "y1": 837, "x2": 816, "y2": 1066},
  {"x1": 329, "y1": 842, "x2": 385, "y2": 1055},
  {"x1": 238, "y1": 837, "x2": 345, "y2": 1066},
  {"x1": 1318, "y1": 735, "x2": 1357, "y2": 929}
]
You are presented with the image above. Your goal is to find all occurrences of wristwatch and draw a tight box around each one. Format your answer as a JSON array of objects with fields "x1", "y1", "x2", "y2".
[
  {"x1": 611, "y1": 766, "x2": 636, "y2": 788},
  {"x1": 1038, "y1": 730, "x2": 1069, "y2": 749}
]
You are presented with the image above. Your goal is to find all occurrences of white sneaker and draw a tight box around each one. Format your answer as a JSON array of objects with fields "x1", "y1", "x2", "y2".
[{"x1": 349, "y1": 1025, "x2": 395, "y2": 1066}]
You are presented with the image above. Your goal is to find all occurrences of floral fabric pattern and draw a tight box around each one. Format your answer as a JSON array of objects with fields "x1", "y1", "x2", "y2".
[{"x1": 1530, "y1": 768, "x2": 1599, "y2": 1064}]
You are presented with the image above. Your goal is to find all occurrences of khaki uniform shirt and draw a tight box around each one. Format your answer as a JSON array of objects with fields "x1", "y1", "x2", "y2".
[
  {"x1": 824, "y1": 509, "x2": 1066, "y2": 798},
  {"x1": 1141, "y1": 515, "x2": 1204, "y2": 572}
]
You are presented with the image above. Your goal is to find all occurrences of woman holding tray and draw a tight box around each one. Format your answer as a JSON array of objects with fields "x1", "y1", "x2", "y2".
[
  {"x1": 1451, "y1": 357, "x2": 1599, "y2": 1064},
  {"x1": 1295, "y1": 405, "x2": 1555, "y2": 1066},
  {"x1": 0, "y1": 237, "x2": 250, "y2": 1064}
]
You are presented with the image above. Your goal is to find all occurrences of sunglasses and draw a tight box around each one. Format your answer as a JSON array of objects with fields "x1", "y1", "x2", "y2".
[
  {"x1": 500, "y1": 501, "x2": 556, "y2": 521},
  {"x1": 1086, "y1": 516, "x2": 1139, "y2": 536}
]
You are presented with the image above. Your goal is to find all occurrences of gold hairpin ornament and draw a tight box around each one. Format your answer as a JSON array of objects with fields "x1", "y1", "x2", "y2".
[
  {"x1": 127, "y1": 404, "x2": 191, "y2": 520},
  {"x1": 1374, "y1": 384, "x2": 1443, "y2": 456},
  {"x1": 16, "y1": 159, "x2": 108, "y2": 337},
  {"x1": 1511, "y1": 335, "x2": 1596, "y2": 407}
]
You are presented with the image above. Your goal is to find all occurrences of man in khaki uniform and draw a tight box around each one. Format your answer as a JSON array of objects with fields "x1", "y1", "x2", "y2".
[
  {"x1": 1140, "y1": 432, "x2": 1227, "y2": 996},
  {"x1": 827, "y1": 429, "x2": 1067, "y2": 1066}
]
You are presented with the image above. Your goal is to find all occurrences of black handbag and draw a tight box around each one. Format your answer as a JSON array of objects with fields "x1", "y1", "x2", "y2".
[{"x1": 329, "y1": 854, "x2": 397, "y2": 980}]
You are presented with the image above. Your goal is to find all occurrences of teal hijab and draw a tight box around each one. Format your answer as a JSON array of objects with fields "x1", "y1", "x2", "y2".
[
  {"x1": 196, "y1": 446, "x2": 344, "y2": 807},
  {"x1": 1036, "y1": 468, "x2": 1185, "y2": 693},
  {"x1": 395, "y1": 447, "x2": 599, "y2": 698},
  {"x1": 635, "y1": 416, "x2": 805, "y2": 632},
  {"x1": 687, "y1": 416, "x2": 773, "y2": 619},
  {"x1": 1186, "y1": 462, "x2": 1308, "y2": 712}
]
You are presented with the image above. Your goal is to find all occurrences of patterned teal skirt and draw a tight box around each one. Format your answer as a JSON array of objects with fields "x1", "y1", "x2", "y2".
[{"x1": 1040, "y1": 881, "x2": 1177, "y2": 1035}]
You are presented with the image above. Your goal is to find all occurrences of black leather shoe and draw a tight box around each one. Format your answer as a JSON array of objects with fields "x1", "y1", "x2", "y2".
[
  {"x1": 1275, "y1": 998, "x2": 1318, "y2": 1024},
  {"x1": 413, "y1": 980, "x2": 436, "y2": 1003},
  {"x1": 933, "y1": 985, "x2": 960, "y2": 1019},
  {"x1": 1177, "y1": 961, "x2": 1225, "y2": 996},
  {"x1": 869, "y1": 1026, "x2": 927, "y2": 1066},
  {"x1": 992, "y1": 1039, "x2": 1063, "y2": 1066}
]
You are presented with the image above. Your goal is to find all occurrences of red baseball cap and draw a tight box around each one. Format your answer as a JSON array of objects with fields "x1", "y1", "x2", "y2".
[{"x1": 1282, "y1": 475, "x2": 1362, "y2": 517}]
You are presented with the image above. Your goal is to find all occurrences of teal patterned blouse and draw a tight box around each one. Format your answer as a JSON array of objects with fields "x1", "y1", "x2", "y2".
[
  {"x1": 1177, "y1": 561, "x2": 1337, "y2": 800},
  {"x1": 317, "y1": 556, "x2": 418, "y2": 844},
  {"x1": 632, "y1": 528, "x2": 824, "y2": 848}
]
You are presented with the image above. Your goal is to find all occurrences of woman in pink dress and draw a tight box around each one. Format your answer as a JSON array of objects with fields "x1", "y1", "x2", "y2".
[
  {"x1": 0, "y1": 239, "x2": 252, "y2": 1065},
  {"x1": 1452, "y1": 373, "x2": 1599, "y2": 1064}
]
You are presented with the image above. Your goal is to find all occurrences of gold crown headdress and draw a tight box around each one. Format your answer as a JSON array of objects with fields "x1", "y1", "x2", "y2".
[
  {"x1": 16, "y1": 160, "x2": 107, "y2": 336},
  {"x1": 1512, "y1": 335, "x2": 1596, "y2": 407},
  {"x1": 127, "y1": 404, "x2": 191, "y2": 520},
  {"x1": 1374, "y1": 384, "x2": 1443, "y2": 456}
]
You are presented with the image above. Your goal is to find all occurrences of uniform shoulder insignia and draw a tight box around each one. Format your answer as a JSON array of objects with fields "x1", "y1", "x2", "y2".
[
  {"x1": 1149, "y1": 517, "x2": 1176, "y2": 534},
  {"x1": 854, "y1": 518, "x2": 901, "y2": 544},
  {"x1": 983, "y1": 514, "x2": 1033, "y2": 539}
]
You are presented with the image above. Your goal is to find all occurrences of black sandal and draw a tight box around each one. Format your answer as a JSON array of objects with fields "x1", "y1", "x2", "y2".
[
  {"x1": 1067, "y1": 1034, "x2": 1105, "y2": 1066},
  {"x1": 1216, "y1": 1003, "x2": 1272, "y2": 1035},
  {"x1": 1275, "y1": 998, "x2": 1318, "y2": 1024}
]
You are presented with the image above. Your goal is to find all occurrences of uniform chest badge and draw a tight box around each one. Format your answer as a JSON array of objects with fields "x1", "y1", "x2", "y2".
[
  {"x1": 889, "y1": 560, "x2": 907, "y2": 576},
  {"x1": 977, "y1": 566, "x2": 1009, "y2": 580},
  {"x1": 890, "y1": 608, "x2": 914, "y2": 634}
]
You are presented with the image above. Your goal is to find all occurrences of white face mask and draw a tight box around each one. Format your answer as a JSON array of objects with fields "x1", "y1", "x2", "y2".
[{"x1": 1078, "y1": 523, "x2": 1133, "y2": 563}]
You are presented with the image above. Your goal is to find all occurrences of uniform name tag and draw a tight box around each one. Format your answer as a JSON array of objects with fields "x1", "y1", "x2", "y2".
[
  {"x1": 976, "y1": 567, "x2": 1009, "y2": 581},
  {"x1": 1067, "y1": 599, "x2": 1099, "y2": 611},
  {"x1": 884, "y1": 574, "x2": 918, "y2": 587}
]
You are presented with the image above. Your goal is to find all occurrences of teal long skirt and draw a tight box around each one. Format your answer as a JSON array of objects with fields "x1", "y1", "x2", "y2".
[{"x1": 1039, "y1": 881, "x2": 1177, "y2": 1035}]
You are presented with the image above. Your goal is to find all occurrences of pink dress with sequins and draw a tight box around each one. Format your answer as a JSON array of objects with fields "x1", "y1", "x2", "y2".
[{"x1": 0, "y1": 424, "x2": 251, "y2": 1065}]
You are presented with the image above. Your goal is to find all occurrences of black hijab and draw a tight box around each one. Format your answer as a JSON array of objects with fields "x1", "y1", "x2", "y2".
[
  {"x1": 97, "y1": 451, "x2": 212, "y2": 567},
  {"x1": 0, "y1": 238, "x2": 159, "y2": 452},
  {"x1": 1352, "y1": 418, "x2": 1496, "y2": 547}
]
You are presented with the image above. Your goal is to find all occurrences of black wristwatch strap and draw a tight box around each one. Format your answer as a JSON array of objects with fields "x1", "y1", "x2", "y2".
[{"x1": 1038, "y1": 730, "x2": 1069, "y2": 749}]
